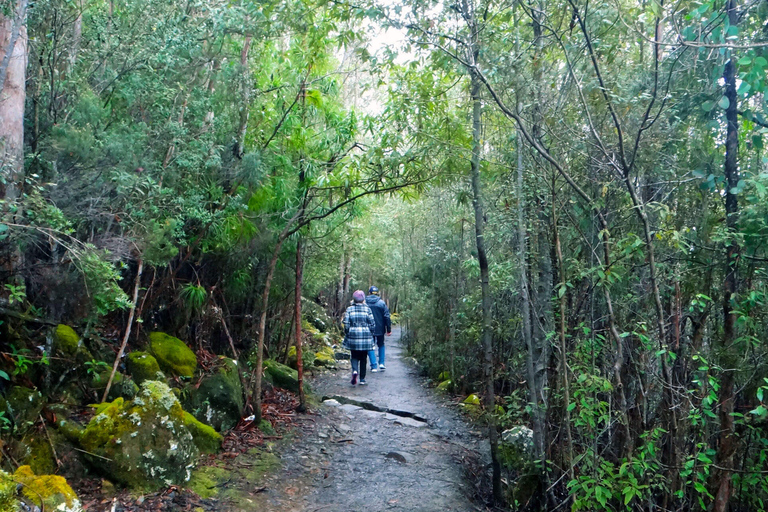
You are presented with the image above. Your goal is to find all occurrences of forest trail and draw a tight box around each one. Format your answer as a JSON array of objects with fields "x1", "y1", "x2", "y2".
[{"x1": 248, "y1": 327, "x2": 490, "y2": 512}]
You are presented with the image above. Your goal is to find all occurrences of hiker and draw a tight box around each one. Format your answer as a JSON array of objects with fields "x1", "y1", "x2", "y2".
[
  {"x1": 343, "y1": 290, "x2": 376, "y2": 385},
  {"x1": 366, "y1": 286, "x2": 391, "y2": 372}
]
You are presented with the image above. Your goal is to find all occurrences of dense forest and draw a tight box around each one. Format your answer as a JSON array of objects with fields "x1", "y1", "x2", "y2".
[{"x1": 2, "y1": 0, "x2": 768, "y2": 509}]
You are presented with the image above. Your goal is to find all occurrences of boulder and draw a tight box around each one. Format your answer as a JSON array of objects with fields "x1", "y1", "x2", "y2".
[
  {"x1": 2, "y1": 386, "x2": 44, "y2": 433},
  {"x1": 500, "y1": 425, "x2": 535, "y2": 470},
  {"x1": 184, "y1": 358, "x2": 244, "y2": 432},
  {"x1": 80, "y1": 381, "x2": 219, "y2": 489},
  {"x1": 54, "y1": 325, "x2": 80, "y2": 355},
  {"x1": 437, "y1": 380, "x2": 452, "y2": 392},
  {"x1": 148, "y1": 332, "x2": 197, "y2": 378},
  {"x1": 90, "y1": 371, "x2": 139, "y2": 400},
  {"x1": 13, "y1": 465, "x2": 82, "y2": 512},
  {"x1": 263, "y1": 360, "x2": 299, "y2": 393},
  {"x1": 126, "y1": 352, "x2": 165, "y2": 385},
  {"x1": 438, "y1": 371, "x2": 451, "y2": 381}
]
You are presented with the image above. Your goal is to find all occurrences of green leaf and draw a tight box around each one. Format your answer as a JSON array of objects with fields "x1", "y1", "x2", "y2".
[
  {"x1": 0, "y1": 371, "x2": 9, "y2": 381},
  {"x1": 701, "y1": 101, "x2": 715, "y2": 112},
  {"x1": 718, "y1": 96, "x2": 730, "y2": 110}
]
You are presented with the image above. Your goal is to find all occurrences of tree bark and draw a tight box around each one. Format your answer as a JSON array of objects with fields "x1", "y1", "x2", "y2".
[
  {"x1": 0, "y1": 0, "x2": 28, "y2": 203},
  {"x1": 468, "y1": 64, "x2": 502, "y2": 504},
  {"x1": 294, "y1": 236, "x2": 306, "y2": 411},
  {"x1": 711, "y1": 2, "x2": 740, "y2": 509}
]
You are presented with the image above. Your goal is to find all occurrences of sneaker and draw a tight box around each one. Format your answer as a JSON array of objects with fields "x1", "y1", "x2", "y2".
[
  {"x1": 371, "y1": 368, "x2": 378, "y2": 373},
  {"x1": 351, "y1": 371, "x2": 358, "y2": 385},
  {"x1": 378, "y1": 365, "x2": 386, "y2": 371},
  {"x1": 359, "y1": 380, "x2": 367, "y2": 385}
]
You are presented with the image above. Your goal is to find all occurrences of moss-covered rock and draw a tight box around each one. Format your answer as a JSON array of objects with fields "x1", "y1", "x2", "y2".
[
  {"x1": 263, "y1": 360, "x2": 299, "y2": 393},
  {"x1": 438, "y1": 371, "x2": 451, "y2": 381},
  {"x1": 23, "y1": 436, "x2": 56, "y2": 475},
  {"x1": 80, "y1": 381, "x2": 201, "y2": 489},
  {"x1": 148, "y1": 332, "x2": 197, "y2": 378},
  {"x1": 313, "y1": 346, "x2": 336, "y2": 368},
  {"x1": 14, "y1": 465, "x2": 81, "y2": 511},
  {"x1": 2, "y1": 386, "x2": 44, "y2": 432},
  {"x1": 0, "y1": 470, "x2": 17, "y2": 512},
  {"x1": 257, "y1": 419, "x2": 275, "y2": 436},
  {"x1": 90, "y1": 370, "x2": 139, "y2": 400},
  {"x1": 184, "y1": 358, "x2": 243, "y2": 432},
  {"x1": 126, "y1": 351, "x2": 164, "y2": 385},
  {"x1": 54, "y1": 325, "x2": 80, "y2": 356},
  {"x1": 437, "y1": 379, "x2": 452, "y2": 392},
  {"x1": 182, "y1": 412, "x2": 223, "y2": 453}
]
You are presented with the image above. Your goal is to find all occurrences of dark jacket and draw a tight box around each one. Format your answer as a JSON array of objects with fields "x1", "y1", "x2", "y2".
[{"x1": 365, "y1": 295, "x2": 391, "y2": 336}]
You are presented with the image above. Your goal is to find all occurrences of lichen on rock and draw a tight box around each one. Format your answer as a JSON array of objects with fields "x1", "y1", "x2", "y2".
[
  {"x1": 148, "y1": 332, "x2": 197, "y2": 378},
  {"x1": 0, "y1": 470, "x2": 16, "y2": 512},
  {"x1": 126, "y1": 351, "x2": 165, "y2": 385},
  {"x1": 14, "y1": 465, "x2": 82, "y2": 512},
  {"x1": 80, "y1": 381, "x2": 202, "y2": 489},
  {"x1": 1, "y1": 386, "x2": 45, "y2": 432}
]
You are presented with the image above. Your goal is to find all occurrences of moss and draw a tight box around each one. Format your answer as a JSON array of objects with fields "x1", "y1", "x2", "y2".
[
  {"x1": 437, "y1": 380, "x2": 452, "y2": 392},
  {"x1": 438, "y1": 371, "x2": 451, "y2": 381},
  {"x1": 24, "y1": 437, "x2": 56, "y2": 475},
  {"x1": 463, "y1": 394, "x2": 481, "y2": 405},
  {"x1": 0, "y1": 471, "x2": 17, "y2": 512},
  {"x1": 4, "y1": 386, "x2": 45, "y2": 431},
  {"x1": 14, "y1": 465, "x2": 81, "y2": 511},
  {"x1": 126, "y1": 352, "x2": 164, "y2": 385},
  {"x1": 313, "y1": 346, "x2": 336, "y2": 368},
  {"x1": 182, "y1": 412, "x2": 223, "y2": 454},
  {"x1": 80, "y1": 381, "x2": 199, "y2": 490},
  {"x1": 184, "y1": 358, "x2": 243, "y2": 432},
  {"x1": 187, "y1": 464, "x2": 229, "y2": 498},
  {"x1": 148, "y1": 332, "x2": 197, "y2": 378},
  {"x1": 286, "y1": 345, "x2": 315, "y2": 371},
  {"x1": 55, "y1": 325, "x2": 80, "y2": 356},
  {"x1": 257, "y1": 419, "x2": 275, "y2": 436},
  {"x1": 262, "y1": 360, "x2": 299, "y2": 393}
]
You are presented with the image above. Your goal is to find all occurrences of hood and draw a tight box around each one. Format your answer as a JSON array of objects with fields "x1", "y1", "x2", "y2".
[{"x1": 365, "y1": 295, "x2": 380, "y2": 305}]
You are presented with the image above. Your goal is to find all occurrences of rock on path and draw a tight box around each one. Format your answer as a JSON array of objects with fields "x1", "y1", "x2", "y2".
[{"x1": 243, "y1": 327, "x2": 490, "y2": 512}]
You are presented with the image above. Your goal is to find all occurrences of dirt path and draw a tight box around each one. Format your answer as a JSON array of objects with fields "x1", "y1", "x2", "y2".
[{"x1": 247, "y1": 327, "x2": 491, "y2": 512}]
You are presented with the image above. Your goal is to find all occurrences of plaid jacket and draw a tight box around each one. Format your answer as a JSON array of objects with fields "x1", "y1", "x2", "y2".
[{"x1": 342, "y1": 303, "x2": 376, "y2": 351}]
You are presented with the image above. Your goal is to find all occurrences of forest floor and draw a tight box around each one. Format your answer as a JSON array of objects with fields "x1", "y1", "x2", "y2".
[{"x1": 243, "y1": 326, "x2": 493, "y2": 512}]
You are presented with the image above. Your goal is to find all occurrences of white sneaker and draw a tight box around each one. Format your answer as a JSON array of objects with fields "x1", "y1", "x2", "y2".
[
  {"x1": 378, "y1": 365, "x2": 386, "y2": 371},
  {"x1": 371, "y1": 368, "x2": 378, "y2": 373}
]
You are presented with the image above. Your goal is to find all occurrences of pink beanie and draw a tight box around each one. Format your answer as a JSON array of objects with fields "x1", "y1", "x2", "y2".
[{"x1": 353, "y1": 290, "x2": 365, "y2": 302}]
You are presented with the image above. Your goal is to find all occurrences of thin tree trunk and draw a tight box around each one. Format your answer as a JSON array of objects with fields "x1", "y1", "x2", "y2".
[
  {"x1": 0, "y1": 0, "x2": 28, "y2": 203},
  {"x1": 102, "y1": 260, "x2": 143, "y2": 402},
  {"x1": 294, "y1": 236, "x2": 306, "y2": 411},
  {"x1": 236, "y1": 34, "x2": 252, "y2": 158},
  {"x1": 553, "y1": 189, "x2": 574, "y2": 482},
  {"x1": 711, "y1": 2, "x2": 740, "y2": 509},
  {"x1": 468, "y1": 65, "x2": 502, "y2": 504}
]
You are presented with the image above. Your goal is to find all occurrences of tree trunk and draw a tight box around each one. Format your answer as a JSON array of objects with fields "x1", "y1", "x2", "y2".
[
  {"x1": 468, "y1": 66, "x2": 502, "y2": 504},
  {"x1": 236, "y1": 34, "x2": 252, "y2": 158},
  {"x1": 0, "y1": 0, "x2": 28, "y2": 203},
  {"x1": 711, "y1": 2, "x2": 740, "y2": 509},
  {"x1": 294, "y1": 236, "x2": 306, "y2": 411}
]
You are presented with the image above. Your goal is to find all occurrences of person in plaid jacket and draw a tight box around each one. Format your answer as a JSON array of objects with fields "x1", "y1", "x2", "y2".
[{"x1": 343, "y1": 290, "x2": 376, "y2": 385}]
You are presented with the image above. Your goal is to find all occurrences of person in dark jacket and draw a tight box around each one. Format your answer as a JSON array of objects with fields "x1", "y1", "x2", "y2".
[
  {"x1": 343, "y1": 290, "x2": 376, "y2": 385},
  {"x1": 365, "y1": 286, "x2": 391, "y2": 372}
]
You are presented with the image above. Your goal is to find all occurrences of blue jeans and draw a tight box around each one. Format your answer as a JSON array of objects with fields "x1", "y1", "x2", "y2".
[{"x1": 368, "y1": 335, "x2": 386, "y2": 368}]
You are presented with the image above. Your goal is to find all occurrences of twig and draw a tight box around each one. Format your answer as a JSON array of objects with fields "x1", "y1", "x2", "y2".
[
  {"x1": 102, "y1": 259, "x2": 143, "y2": 402},
  {"x1": 73, "y1": 447, "x2": 112, "y2": 461},
  {"x1": 39, "y1": 414, "x2": 62, "y2": 469}
]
